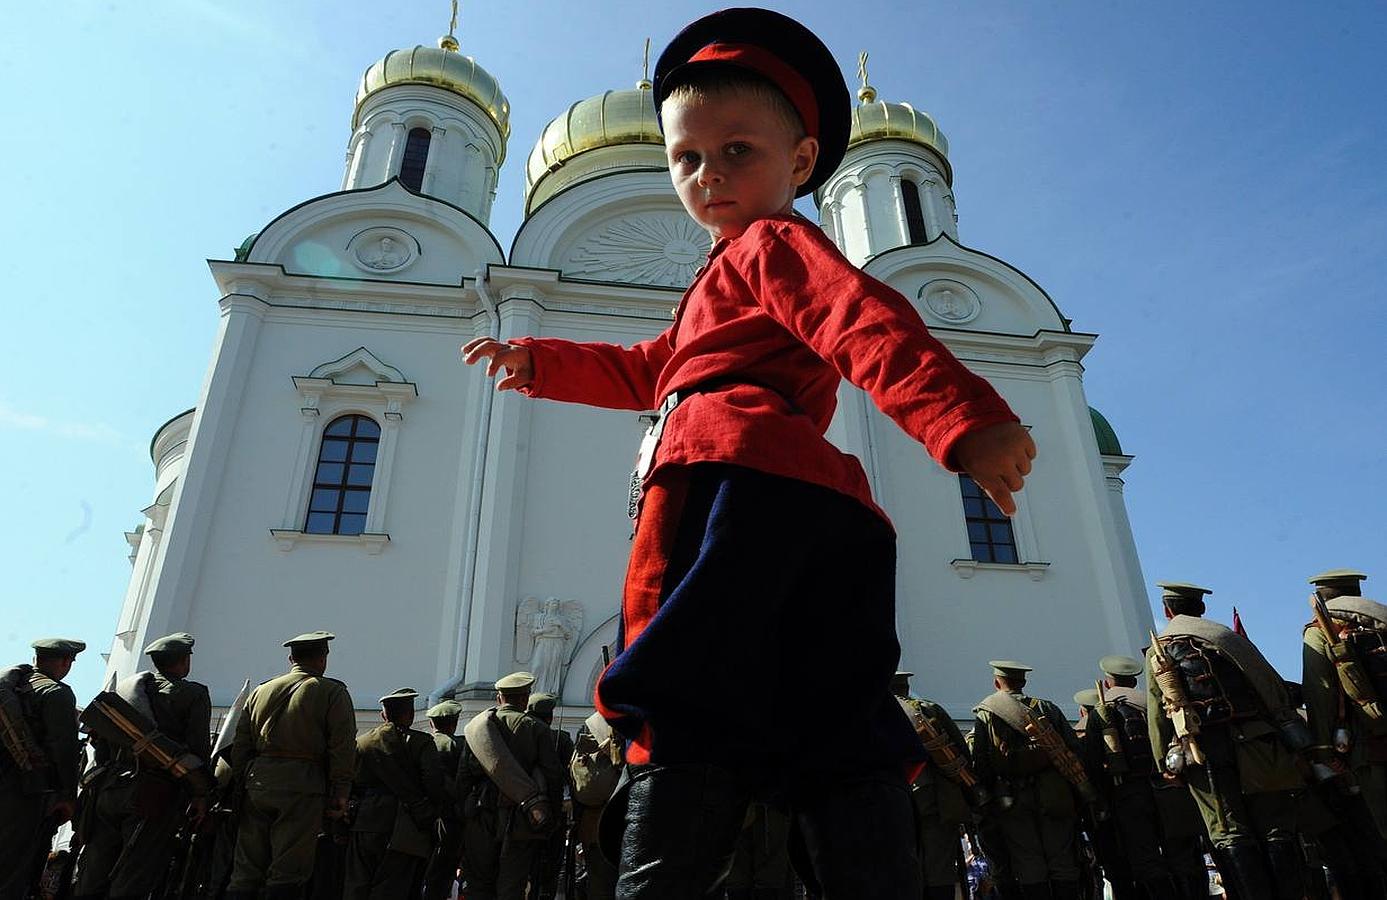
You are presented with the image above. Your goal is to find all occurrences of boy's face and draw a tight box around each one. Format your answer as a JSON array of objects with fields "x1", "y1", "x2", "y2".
[{"x1": 663, "y1": 88, "x2": 819, "y2": 241}]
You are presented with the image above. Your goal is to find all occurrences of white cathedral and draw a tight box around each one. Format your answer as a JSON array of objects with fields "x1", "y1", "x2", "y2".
[{"x1": 104, "y1": 29, "x2": 1154, "y2": 728}]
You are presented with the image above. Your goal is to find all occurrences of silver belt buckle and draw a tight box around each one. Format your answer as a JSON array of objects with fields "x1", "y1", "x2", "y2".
[{"x1": 628, "y1": 392, "x2": 681, "y2": 520}]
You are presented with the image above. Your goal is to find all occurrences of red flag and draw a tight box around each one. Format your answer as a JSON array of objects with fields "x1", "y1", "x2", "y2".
[{"x1": 1233, "y1": 606, "x2": 1248, "y2": 638}]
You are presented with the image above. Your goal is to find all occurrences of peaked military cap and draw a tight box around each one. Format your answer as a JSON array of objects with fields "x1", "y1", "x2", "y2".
[
  {"x1": 1073, "y1": 688, "x2": 1099, "y2": 708},
  {"x1": 528, "y1": 692, "x2": 559, "y2": 718},
  {"x1": 1309, "y1": 569, "x2": 1367, "y2": 588},
  {"x1": 1155, "y1": 581, "x2": 1212, "y2": 601},
  {"x1": 32, "y1": 638, "x2": 85, "y2": 656},
  {"x1": 144, "y1": 632, "x2": 195, "y2": 655},
  {"x1": 653, "y1": 7, "x2": 851, "y2": 198},
  {"x1": 989, "y1": 660, "x2": 1033, "y2": 678},
  {"x1": 890, "y1": 670, "x2": 913, "y2": 689},
  {"x1": 427, "y1": 700, "x2": 462, "y2": 718},
  {"x1": 495, "y1": 671, "x2": 536, "y2": 692},
  {"x1": 283, "y1": 630, "x2": 335, "y2": 648},
  {"x1": 379, "y1": 687, "x2": 418, "y2": 706},
  {"x1": 1098, "y1": 655, "x2": 1143, "y2": 678}
]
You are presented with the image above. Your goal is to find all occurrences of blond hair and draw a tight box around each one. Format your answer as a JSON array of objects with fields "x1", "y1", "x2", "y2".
[{"x1": 662, "y1": 65, "x2": 806, "y2": 140}]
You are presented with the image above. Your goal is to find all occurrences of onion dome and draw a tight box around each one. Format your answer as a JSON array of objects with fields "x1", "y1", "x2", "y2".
[
  {"x1": 850, "y1": 76, "x2": 951, "y2": 184},
  {"x1": 524, "y1": 80, "x2": 665, "y2": 214},
  {"x1": 353, "y1": 36, "x2": 510, "y2": 148},
  {"x1": 1089, "y1": 407, "x2": 1124, "y2": 456}
]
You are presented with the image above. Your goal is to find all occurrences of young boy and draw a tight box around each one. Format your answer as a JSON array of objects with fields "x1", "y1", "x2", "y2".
[{"x1": 464, "y1": 8, "x2": 1034, "y2": 898}]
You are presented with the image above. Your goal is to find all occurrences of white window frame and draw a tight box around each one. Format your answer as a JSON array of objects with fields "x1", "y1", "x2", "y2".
[{"x1": 270, "y1": 348, "x2": 417, "y2": 554}]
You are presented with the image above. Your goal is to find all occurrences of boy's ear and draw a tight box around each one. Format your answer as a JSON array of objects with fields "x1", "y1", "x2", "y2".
[{"x1": 790, "y1": 135, "x2": 820, "y2": 188}]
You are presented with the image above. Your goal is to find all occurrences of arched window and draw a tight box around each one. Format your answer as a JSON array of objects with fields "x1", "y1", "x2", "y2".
[
  {"x1": 901, "y1": 179, "x2": 928, "y2": 244},
  {"x1": 960, "y1": 475, "x2": 1018, "y2": 563},
  {"x1": 399, "y1": 127, "x2": 432, "y2": 192},
  {"x1": 304, "y1": 415, "x2": 380, "y2": 535}
]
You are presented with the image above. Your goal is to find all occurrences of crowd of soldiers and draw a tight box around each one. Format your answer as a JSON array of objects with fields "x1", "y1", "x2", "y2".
[{"x1": 2, "y1": 567, "x2": 1386, "y2": 900}]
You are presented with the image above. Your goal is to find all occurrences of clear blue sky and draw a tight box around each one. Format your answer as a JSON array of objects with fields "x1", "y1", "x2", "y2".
[{"x1": 2, "y1": 2, "x2": 1383, "y2": 703}]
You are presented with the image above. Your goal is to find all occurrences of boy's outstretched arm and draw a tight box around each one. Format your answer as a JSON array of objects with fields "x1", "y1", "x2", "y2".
[
  {"x1": 461, "y1": 329, "x2": 674, "y2": 411},
  {"x1": 951, "y1": 422, "x2": 1036, "y2": 517}
]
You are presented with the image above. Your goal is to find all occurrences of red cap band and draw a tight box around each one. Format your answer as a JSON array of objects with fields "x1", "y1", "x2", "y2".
[{"x1": 685, "y1": 42, "x2": 820, "y2": 139}]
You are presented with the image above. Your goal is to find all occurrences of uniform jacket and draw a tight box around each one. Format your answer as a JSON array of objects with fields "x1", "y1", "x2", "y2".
[
  {"x1": 431, "y1": 731, "x2": 461, "y2": 811},
  {"x1": 19, "y1": 668, "x2": 80, "y2": 801},
  {"x1": 351, "y1": 723, "x2": 447, "y2": 834},
  {"x1": 230, "y1": 665, "x2": 357, "y2": 798},
  {"x1": 515, "y1": 214, "x2": 1018, "y2": 523},
  {"x1": 457, "y1": 703, "x2": 565, "y2": 840},
  {"x1": 972, "y1": 692, "x2": 1082, "y2": 785},
  {"x1": 905, "y1": 696, "x2": 971, "y2": 827},
  {"x1": 105, "y1": 672, "x2": 212, "y2": 781},
  {"x1": 1146, "y1": 621, "x2": 1304, "y2": 793},
  {"x1": 1303, "y1": 623, "x2": 1387, "y2": 767}
]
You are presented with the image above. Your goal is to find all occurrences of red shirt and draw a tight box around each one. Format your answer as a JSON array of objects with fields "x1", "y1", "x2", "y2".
[{"x1": 516, "y1": 214, "x2": 1018, "y2": 524}]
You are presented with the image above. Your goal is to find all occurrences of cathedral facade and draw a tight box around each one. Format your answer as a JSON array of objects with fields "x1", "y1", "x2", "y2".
[{"x1": 105, "y1": 30, "x2": 1152, "y2": 726}]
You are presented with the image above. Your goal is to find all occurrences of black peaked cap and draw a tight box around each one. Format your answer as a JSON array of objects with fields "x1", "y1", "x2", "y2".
[{"x1": 653, "y1": 7, "x2": 850, "y2": 198}]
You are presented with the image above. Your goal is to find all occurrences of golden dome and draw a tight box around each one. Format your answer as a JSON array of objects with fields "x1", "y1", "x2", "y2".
[
  {"x1": 524, "y1": 83, "x2": 666, "y2": 213},
  {"x1": 849, "y1": 98, "x2": 952, "y2": 183},
  {"x1": 354, "y1": 39, "x2": 511, "y2": 151}
]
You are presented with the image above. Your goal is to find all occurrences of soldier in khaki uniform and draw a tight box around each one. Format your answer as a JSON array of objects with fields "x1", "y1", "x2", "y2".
[
  {"x1": 343, "y1": 687, "x2": 447, "y2": 899},
  {"x1": 421, "y1": 699, "x2": 466, "y2": 900},
  {"x1": 893, "y1": 672, "x2": 972, "y2": 900},
  {"x1": 972, "y1": 661, "x2": 1087, "y2": 900},
  {"x1": 457, "y1": 671, "x2": 564, "y2": 900},
  {"x1": 1302, "y1": 569, "x2": 1387, "y2": 835},
  {"x1": 569, "y1": 713, "x2": 622, "y2": 900},
  {"x1": 0, "y1": 637, "x2": 84, "y2": 900},
  {"x1": 1072, "y1": 687, "x2": 1136, "y2": 900},
  {"x1": 526, "y1": 693, "x2": 575, "y2": 900},
  {"x1": 1146, "y1": 581, "x2": 1310, "y2": 900},
  {"x1": 227, "y1": 631, "x2": 357, "y2": 900},
  {"x1": 73, "y1": 632, "x2": 212, "y2": 899},
  {"x1": 1085, "y1": 655, "x2": 1207, "y2": 900}
]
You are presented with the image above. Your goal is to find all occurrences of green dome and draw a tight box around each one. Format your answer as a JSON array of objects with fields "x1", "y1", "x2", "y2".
[
  {"x1": 1089, "y1": 407, "x2": 1123, "y2": 456},
  {"x1": 234, "y1": 232, "x2": 258, "y2": 262}
]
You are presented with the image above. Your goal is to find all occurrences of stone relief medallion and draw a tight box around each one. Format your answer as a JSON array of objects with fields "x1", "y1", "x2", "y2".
[
  {"x1": 349, "y1": 227, "x2": 418, "y2": 274},
  {"x1": 919, "y1": 279, "x2": 981, "y2": 325},
  {"x1": 564, "y1": 214, "x2": 711, "y2": 288}
]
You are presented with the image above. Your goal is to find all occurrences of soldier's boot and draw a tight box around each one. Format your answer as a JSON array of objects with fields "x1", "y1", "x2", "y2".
[
  {"x1": 1213, "y1": 841, "x2": 1276, "y2": 899},
  {"x1": 1264, "y1": 837, "x2": 1306, "y2": 900}
]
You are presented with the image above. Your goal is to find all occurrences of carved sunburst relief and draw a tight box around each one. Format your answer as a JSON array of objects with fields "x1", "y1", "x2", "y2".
[{"x1": 565, "y1": 214, "x2": 710, "y2": 287}]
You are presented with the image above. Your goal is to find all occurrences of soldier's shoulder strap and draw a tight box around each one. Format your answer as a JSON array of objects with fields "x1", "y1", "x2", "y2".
[
  {"x1": 976, "y1": 691, "x2": 1038, "y2": 735},
  {"x1": 253, "y1": 671, "x2": 315, "y2": 748},
  {"x1": 462, "y1": 708, "x2": 542, "y2": 806}
]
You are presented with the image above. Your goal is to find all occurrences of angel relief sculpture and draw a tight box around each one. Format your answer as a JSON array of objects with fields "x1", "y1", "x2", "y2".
[{"x1": 514, "y1": 596, "x2": 584, "y2": 695}]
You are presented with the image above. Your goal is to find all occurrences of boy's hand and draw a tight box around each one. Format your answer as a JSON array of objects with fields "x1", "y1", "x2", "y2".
[
  {"x1": 462, "y1": 337, "x2": 534, "y2": 391},
  {"x1": 952, "y1": 421, "x2": 1035, "y2": 517}
]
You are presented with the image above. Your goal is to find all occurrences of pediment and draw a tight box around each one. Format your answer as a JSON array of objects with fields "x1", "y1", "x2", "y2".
[
  {"x1": 307, "y1": 347, "x2": 407, "y2": 385},
  {"x1": 862, "y1": 235, "x2": 1069, "y2": 335},
  {"x1": 241, "y1": 180, "x2": 504, "y2": 285}
]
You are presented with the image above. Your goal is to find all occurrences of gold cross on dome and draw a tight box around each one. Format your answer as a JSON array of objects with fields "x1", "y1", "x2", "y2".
[{"x1": 856, "y1": 50, "x2": 877, "y2": 104}]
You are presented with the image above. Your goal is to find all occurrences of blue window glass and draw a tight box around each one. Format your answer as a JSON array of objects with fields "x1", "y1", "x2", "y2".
[
  {"x1": 303, "y1": 415, "x2": 380, "y2": 535},
  {"x1": 959, "y1": 475, "x2": 1019, "y2": 564}
]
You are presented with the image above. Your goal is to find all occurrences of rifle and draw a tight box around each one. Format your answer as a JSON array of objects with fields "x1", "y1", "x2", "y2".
[
  {"x1": 1148, "y1": 629, "x2": 1206, "y2": 768},
  {"x1": 1093, "y1": 680, "x2": 1129, "y2": 779}
]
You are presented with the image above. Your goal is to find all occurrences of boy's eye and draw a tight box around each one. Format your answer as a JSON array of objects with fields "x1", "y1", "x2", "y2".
[
  {"x1": 675, "y1": 150, "x2": 699, "y2": 165},
  {"x1": 726, "y1": 142, "x2": 750, "y2": 156}
]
